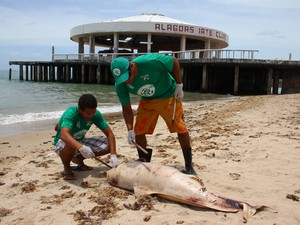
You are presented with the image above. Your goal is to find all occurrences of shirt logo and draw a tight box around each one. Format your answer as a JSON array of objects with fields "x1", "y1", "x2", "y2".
[
  {"x1": 141, "y1": 74, "x2": 150, "y2": 81},
  {"x1": 137, "y1": 85, "x2": 155, "y2": 97},
  {"x1": 73, "y1": 130, "x2": 87, "y2": 139}
]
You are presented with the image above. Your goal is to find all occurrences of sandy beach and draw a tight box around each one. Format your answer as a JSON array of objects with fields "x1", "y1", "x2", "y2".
[{"x1": 0, "y1": 94, "x2": 299, "y2": 225}]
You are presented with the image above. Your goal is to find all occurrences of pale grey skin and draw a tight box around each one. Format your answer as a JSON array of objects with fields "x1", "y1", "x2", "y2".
[{"x1": 107, "y1": 161, "x2": 271, "y2": 223}]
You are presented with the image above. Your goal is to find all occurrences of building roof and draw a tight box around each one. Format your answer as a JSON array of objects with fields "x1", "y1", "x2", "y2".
[{"x1": 110, "y1": 13, "x2": 194, "y2": 25}]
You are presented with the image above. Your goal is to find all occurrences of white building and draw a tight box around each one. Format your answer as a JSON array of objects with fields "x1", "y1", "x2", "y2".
[{"x1": 70, "y1": 13, "x2": 229, "y2": 55}]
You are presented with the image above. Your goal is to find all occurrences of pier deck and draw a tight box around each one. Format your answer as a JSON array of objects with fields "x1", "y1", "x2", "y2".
[{"x1": 9, "y1": 50, "x2": 300, "y2": 95}]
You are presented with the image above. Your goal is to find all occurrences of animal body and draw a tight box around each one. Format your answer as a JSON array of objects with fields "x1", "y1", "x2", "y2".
[{"x1": 107, "y1": 161, "x2": 271, "y2": 222}]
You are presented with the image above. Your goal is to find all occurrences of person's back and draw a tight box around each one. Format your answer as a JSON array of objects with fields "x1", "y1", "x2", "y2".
[{"x1": 110, "y1": 55, "x2": 197, "y2": 175}]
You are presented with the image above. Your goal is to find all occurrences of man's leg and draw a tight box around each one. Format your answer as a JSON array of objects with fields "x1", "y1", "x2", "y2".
[
  {"x1": 135, "y1": 134, "x2": 152, "y2": 162},
  {"x1": 135, "y1": 134, "x2": 147, "y2": 149},
  {"x1": 71, "y1": 154, "x2": 93, "y2": 170},
  {"x1": 178, "y1": 132, "x2": 197, "y2": 175},
  {"x1": 59, "y1": 145, "x2": 77, "y2": 176}
]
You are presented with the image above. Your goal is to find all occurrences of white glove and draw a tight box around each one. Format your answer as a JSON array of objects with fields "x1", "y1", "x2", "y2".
[
  {"x1": 128, "y1": 130, "x2": 135, "y2": 145},
  {"x1": 174, "y1": 83, "x2": 184, "y2": 100},
  {"x1": 109, "y1": 154, "x2": 119, "y2": 168},
  {"x1": 78, "y1": 145, "x2": 95, "y2": 159}
]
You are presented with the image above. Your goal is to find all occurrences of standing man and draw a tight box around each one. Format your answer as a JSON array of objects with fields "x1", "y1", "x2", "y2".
[
  {"x1": 110, "y1": 53, "x2": 196, "y2": 175},
  {"x1": 53, "y1": 94, "x2": 119, "y2": 180}
]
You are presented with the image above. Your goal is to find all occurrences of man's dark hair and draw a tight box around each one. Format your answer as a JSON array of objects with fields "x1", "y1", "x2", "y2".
[{"x1": 78, "y1": 94, "x2": 97, "y2": 110}]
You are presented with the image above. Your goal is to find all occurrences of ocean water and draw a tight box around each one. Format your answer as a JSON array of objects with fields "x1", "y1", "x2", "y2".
[
  {"x1": 0, "y1": 70, "x2": 229, "y2": 137},
  {"x1": 0, "y1": 70, "x2": 130, "y2": 125}
]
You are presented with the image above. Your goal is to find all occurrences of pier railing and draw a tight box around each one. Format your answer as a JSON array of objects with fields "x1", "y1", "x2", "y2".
[{"x1": 52, "y1": 49, "x2": 259, "y2": 62}]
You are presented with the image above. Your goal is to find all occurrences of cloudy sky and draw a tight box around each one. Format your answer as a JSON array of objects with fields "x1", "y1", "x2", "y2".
[{"x1": 1, "y1": 0, "x2": 299, "y2": 70}]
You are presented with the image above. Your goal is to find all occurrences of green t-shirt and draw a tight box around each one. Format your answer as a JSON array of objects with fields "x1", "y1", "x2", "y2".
[
  {"x1": 53, "y1": 106, "x2": 108, "y2": 145},
  {"x1": 115, "y1": 53, "x2": 176, "y2": 106}
]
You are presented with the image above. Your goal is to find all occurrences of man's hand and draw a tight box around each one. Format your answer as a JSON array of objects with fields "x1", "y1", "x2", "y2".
[
  {"x1": 110, "y1": 154, "x2": 119, "y2": 168},
  {"x1": 174, "y1": 83, "x2": 184, "y2": 100},
  {"x1": 128, "y1": 130, "x2": 135, "y2": 144},
  {"x1": 79, "y1": 145, "x2": 95, "y2": 158}
]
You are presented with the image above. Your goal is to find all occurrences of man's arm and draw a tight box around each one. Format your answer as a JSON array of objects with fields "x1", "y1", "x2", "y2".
[
  {"x1": 102, "y1": 126, "x2": 117, "y2": 155},
  {"x1": 60, "y1": 127, "x2": 83, "y2": 150},
  {"x1": 172, "y1": 57, "x2": 182, "y2": 84},
  {"x1": 122, "y1": 103, "x2": 134, "y2": 131}
]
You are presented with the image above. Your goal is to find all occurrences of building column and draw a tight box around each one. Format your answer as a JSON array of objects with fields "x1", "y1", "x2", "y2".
[
  {"x1": 204, "y1": 40, "x2": 211, "y2": 58},
  {"x1": 147, "y1": 33, "x2": 152, "y2": 53},
  {"x1": 78, "y1": 38, "x2": 84, "y2": 53},
  {"x1": 180, "y1": 35, "x2": 186, "y2": 59},
  {"x1": 89, "y1": 35, "x2": 95, "y2": 54},
  {"x1": 78, "y1": 37, "x2": 84, "y2": 60},
  {"x1": 113, "y1": 32, "x2": 119, "y2": 54}
]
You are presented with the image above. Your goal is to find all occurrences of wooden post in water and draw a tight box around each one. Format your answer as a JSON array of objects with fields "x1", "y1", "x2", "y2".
[
  {"x1": 9, "y1": 66, "x2": 12, "y2": 80},
  {"x1": 30, "y1": 65, "x2": 33, "y2": 80},
  {"x1": 25, "y1": 65, "x2": 29, "y2": 81},
  {"x1": 81, "y1": 64, "x2": 85, "y2": 83},
  {"x1": 202, "y1": 65, "x2": 208, "y2": 92},
  {"x1": 50, "y1": 64, "x2": 55, "y2": 81},
  {"x1": 66, "y1": 64, "x2": 70, "y2": 82},
  {"x1": 44, "y1": 65, "x2": 48, "y2": 81},
  {"x1": 20, "y1": 65, "x2": 23, "y2": 80},
  {"x1": 57, "y1": 66, "x2": 62, "y2": 82},
  {"x1": 273, "y1": 72, "x2": 279, "y2": 94},
  {"x1": 267, "y1": 68, "x2": 273, "y2": 95},
  {"x1": 34, "y1": 64, "x2": 38, "y2": 81},
  {"x1": 97, "y1": 64, "x2": 101, "y2": 84},
  {"x1": 88, "y1": 65, "x2": 93, "y2": 83},
  {"x1": 38, "y1": 64, "x2": 43, "y2": 81},
  {"x1": 234, "y1": 65, "x2": 239, "y2": 95},
  {"x1": 105, "y1": 65, "x2": 110, "y2": 84}
]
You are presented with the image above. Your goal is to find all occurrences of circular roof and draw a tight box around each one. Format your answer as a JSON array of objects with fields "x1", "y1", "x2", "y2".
[
  {"x1": 111, "y1": 13, "x2": 193, "y2": 24},
  {"x1": 70, "y1": 13, "x2": 229, "y2": 51}
]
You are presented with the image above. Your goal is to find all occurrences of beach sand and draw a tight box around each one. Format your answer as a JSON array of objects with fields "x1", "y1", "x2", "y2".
[{"x1": 0, "y1": 94, "x2": 299, "y2": 225}]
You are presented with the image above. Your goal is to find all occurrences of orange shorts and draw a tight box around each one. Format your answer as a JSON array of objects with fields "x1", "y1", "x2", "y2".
[{"x1": 134, "y1": 97, "x2": 188, "y2": 135}]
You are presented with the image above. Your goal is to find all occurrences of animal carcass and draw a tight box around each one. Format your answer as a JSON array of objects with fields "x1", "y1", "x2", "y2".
[{"x1": 107, "y1": 161, "x2": 271, "y2": 222}]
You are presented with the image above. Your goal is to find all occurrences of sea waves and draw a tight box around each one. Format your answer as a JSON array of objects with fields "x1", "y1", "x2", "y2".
[{"x1": 0, "y1": 105, "x2": 126, "y2": 125}]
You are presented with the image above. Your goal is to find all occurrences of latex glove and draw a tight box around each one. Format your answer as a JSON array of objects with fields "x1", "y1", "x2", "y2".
[
  {"x1": 128, "y1": 130, "x2": 135, "y2": 145},
  {"x1": 109, "y1": 154, "x2": 119, "y2": 168},
  {"x1": 174, "y1": 83, "x2": 184, "y2": 100},
  {"x1": 78, "y1": 145, "x2": 95, "y2": 159}
]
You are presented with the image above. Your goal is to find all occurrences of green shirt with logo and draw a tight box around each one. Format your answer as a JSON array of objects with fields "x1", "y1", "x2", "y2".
[
  {"x1": 115, "y1": 54, "x2": 176, "y2": 106},
  {"x1": 53, "y1": 106, "x2": 108, "y2": 145}
]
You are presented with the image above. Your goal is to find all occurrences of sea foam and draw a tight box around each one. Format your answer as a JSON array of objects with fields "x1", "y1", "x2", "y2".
[{"x1": 0, "y1": 105, "x2": 132, "y2": 125}]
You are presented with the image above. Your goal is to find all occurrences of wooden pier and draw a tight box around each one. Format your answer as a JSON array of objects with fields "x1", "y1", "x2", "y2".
[{"x1": 9, "y1": 50, "x2": 300, "y2": 95}]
